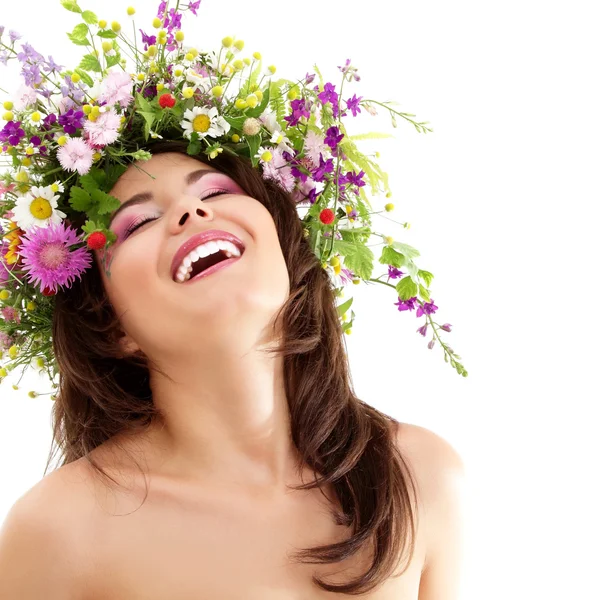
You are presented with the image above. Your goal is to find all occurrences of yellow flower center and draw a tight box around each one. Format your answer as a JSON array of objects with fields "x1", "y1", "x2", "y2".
[
  {"x1": 192, "y1": 114, "x2": 211, "y2": 133},
  {"x1": 30, "y1": 197, "x2": 52, "y2": 220}
]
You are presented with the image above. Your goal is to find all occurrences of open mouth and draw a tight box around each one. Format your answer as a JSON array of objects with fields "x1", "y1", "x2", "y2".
[{"x1": 188, "y1": 250, "x2": 231, "y2": 278}]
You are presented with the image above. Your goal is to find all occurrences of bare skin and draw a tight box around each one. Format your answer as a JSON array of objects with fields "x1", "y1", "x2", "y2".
[{"x1": 0, "y1": 152, "x2": 465, "y2": 598}]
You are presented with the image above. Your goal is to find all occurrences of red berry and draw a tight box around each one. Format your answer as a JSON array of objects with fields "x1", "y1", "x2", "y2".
[
  {"x1": 87, "y1": 231, "x2": 107, "y2": 250},
  {"x1": 319, "y1": 208, "x2": 335, "y2": 225},
  {"x1": 42, "y1": 287, "x2": 56, "y2": 297},
  {"x1": 158, "y1": 93, "x2": 176, "y2": 109}
]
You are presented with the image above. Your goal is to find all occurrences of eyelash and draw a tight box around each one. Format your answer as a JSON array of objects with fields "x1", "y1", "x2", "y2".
[{"x1": 124, "y1": 189, "x2": 230, "y2": 237}]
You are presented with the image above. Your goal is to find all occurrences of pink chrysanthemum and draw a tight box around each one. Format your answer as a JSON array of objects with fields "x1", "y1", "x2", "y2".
[
  {"x1": 303, "y1": 130, "x2": 328, "y2": 166},
  {"x1": 83, "y1": 108, "x2": 121, "y2": 147},
  {"x1": 261, "y1": 147, "x2": 295, "y2": 193},
  {"x1": 57, "y1": 137, "x2": 94, "y2": 175},
  {"x1": 99, "y1": 69, "x2": 134, "y2": 108},
  {"x1": 0, "y1": 331, "x2": 13, "y2": 351},
  {"x1": 0, "y1": 306, "x2": 20, "y2": 323},
  {"x1": 18, "y1": 220, "x2": 92, "y2": 294}
]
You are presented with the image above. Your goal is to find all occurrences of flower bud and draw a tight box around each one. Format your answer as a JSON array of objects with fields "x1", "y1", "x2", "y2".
[
  {"x1": 147, "y1": 44, "x2": 158, "y2": 57},
  {"x1": 231, "y1": 134, "x2": 240, "y2": 143},
  {"x1": 233, "y1": 59, "x2": 244, "y2": 71},
  {"x1": 126, "y1": 6, "x2": 135, "y2": 16},
  {"x1": 383, "y1": 235, "x2": 393, "y2": 245},
  {"x1": 111, "y1": 21, "x2": 121, "y2": 33},
  {"x1": 253, "y1": 51, "x2": 261, "y2": 60},
  {"x1": 235, "y1": 98, "x2": 248, "y2": 110},
  {"x1": 222, "y1": 36, "x2": 233, "y2": 48},
  {"x1": 2, "y1": 111, "x2": 14, "y2": 121},
  {"x1": 245, "y1": 93, "x2": 258, "y2": 108},
  {"x1": 175, "y1": 31, "x2": 185, "y2": 42},
  {"x1": 102, "y1": 40, "x2": 113, "y2": 53},
  {"x1": 233, "y1": 39, "x2": 244, "y2": 51},
  {"x1": 185, "y1": 52, "x2": 194, "y2": 62},
  {"x1": 182, "y1": 86, "x2": 194, "y2": 99},
  {"x1": 242, "y1": 117, "x2": 261, "y2": 136},
  {"x1": 152, "y1": 17, "x2": 162, "y2": 28},
  {"x1": 98, "y1": 19, "x2": 107, "y2": 29},
  {"x1": 3, "y1": 101, "x2": 13, "y2": 110},
  {"x1": 268, "y1": 65, "x2": 276, "y2": 74},
  {"x1": 384, "y1": 203, "x2": 394, "y2": 211}
]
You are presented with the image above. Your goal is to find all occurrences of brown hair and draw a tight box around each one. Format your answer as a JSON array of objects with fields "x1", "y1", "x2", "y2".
[{"x1": 46, "y1": 141, "x2": 419, "y2": 595}]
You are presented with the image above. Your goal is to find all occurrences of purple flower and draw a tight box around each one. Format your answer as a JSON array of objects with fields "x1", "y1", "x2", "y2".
[
  {"x1": 45, "y1": 55, "x2": 64, "y2": 72},
  {"x1": 387, "y1": 265, "x2": 404, "y2": 279},
  {"x1": 440, "y1": 323, "x2": 452, "y2": 332},
  {"x1": 284, "y1": 98, "x2": 311, "y2": 127},
  {"x1": 9, "y1": 30, "x2": 21, "y2": 43},
  {"x1": 417, "y1": 323, "x2": 428, "y2": 336},
  {"x1": 338, "y1": 169, "x2": 365, "y2": 194},
  {"x1": 0, "y1": 51, "x2": 9, "y2": 66},
  {"x1": 312, "y1": 155, "x2": 334, "y2": 182},
  {"x1": 304, "y1": 72, "x2": 316, "y2": 85},
  {"x1": 30, "y1": 135, "x2": 41, "y2": 146},
  {"x1": 338, "y1": 59, "x2": 361, "y2": 82},
  {"x1": 416, "y1": 300, "x2": 438, "y2": 318},
  {"x1": 139, "y1": 30, "x2": 157, "y2": 49},
  {"x1": 317, "y1": 82, "x2": 340, "y2": 118},
  {"x1": 0, "y1": 121, "x2": 25, "y2": 146},
  {"x1": 157, "y1": 1, "x2": 167, "y2": 17},
  {"x1": 188, "y1": 0, "x2": 201, "y2": 15},
  {"x1": 41, "y1": 113, "x2": 57, "y2": 130},
  {"x1": 394, "y1": 297, "x2": 417, "y2": 312},
  {"x1": 324, "y1": 126, "x2": 344, "y2": 151},
  {"x1": 58, "y1": 108, "x2": 85, "y2": 135},
  {"x1": 346, "y1": 94, "x2": 362, "y2": 117}
]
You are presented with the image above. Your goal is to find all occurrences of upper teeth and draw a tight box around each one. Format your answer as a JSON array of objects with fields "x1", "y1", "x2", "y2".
[{"x1": 175, "y1": 239, "x2": 241, "y2": 283}]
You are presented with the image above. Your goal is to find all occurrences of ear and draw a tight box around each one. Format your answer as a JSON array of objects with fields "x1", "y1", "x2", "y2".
[{"x1": 116, "y1": 333, "x2": 140, "y2": 358}]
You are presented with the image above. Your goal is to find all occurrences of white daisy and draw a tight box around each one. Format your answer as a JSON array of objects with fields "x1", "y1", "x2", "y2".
[
  {"x1": 50, "y1": 181, "x2": 65, "y2": 194},
  {"x1": 12, "y1": 185, "x2": 67, "y2": 232},
  {"x1": 186, "y1": 68, "x2": 212, "y2": 93},
  {"x1": 181, "y1": 106, "x2": 231, "y2": 140},
  {"x1": 26, "y1": 111, "x2": 43, "y2": 128},
  {"x1": 269, "y1": 129, "x2": 294, "y2": 154}
]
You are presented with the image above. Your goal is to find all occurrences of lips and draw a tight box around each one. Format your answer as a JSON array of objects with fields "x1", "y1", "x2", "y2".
[{"x1": 171, "y1": 229, "x2": 245, "y2": 281}]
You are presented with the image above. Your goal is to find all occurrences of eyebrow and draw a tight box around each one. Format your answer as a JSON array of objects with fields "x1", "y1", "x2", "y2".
[{"x1": 109, "y1": 168, "x2": 213, "y2": 227}]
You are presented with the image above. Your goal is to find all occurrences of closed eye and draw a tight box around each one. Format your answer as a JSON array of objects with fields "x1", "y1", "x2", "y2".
[{"x1": 123, "y1": 189, "x2": 230, "y2": 237}]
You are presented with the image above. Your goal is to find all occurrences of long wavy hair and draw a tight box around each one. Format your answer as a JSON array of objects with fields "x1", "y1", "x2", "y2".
[{"x1": 46, "y1": 140, "x2": 419, "y2": 596}]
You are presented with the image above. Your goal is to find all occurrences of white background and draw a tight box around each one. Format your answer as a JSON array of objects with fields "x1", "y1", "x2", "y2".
[{"x1": 1, "y1": 1, "x2": 599, "y2": 598}]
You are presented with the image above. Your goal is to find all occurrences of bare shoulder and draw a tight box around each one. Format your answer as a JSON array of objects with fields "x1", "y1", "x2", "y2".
[
  {"x1": 392, "y1": 421, "x2": 466, "y2": 600},
  {"x1": 0, "y1": 460, "x2": 97, "y2": 599}
]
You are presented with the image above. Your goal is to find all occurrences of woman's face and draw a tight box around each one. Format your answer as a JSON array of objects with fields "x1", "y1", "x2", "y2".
[{"x1": 94, "y1": 152, "x2": 290, "y2": 360}]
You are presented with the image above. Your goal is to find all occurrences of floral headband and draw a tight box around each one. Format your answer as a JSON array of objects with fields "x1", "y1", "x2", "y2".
[{"x1": 0, "y1": 0, "x2": 467, "y2": 399}]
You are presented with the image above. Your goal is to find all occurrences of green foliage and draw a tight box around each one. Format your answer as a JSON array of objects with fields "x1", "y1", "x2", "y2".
[
  {"x1": 396, "y1": 275, "x2": 418, "y2": 300},
  {"x1": 336, "y1": 296, "x2": 354, "y2": 317},
  {"x1": 74, "y1": 68, "x2": 93, "y2": 87},
  {"x1": 81, "y1": 10, "x2": 98, "y2": 25},
  {"x1": 339, "y1": 137, "x2": 390, "y2": 197},
  {"x1": 391, "y1": 240, "x2": 420, "y2": 259},
  {"x1": 418, "y1": 269, "x2": 434, "y2": 287},
  {"x1": 245, "y1": 86, "x2": 270, "y2": 118},
  {"x1": 96, "y1": 30, "x2": 118, "y2": 39},
  {"x1": 67, "y1": 23, "x2": 89, "y2": 46},
  {"x1": 68, "y1": 186, "x2": 92, "y2": 212},
  {"x1": 60, "y1": 0, "x2": 81, "y2": 13},
  {"x1": 106, "y1": 52, "x2": 121, "y2": 69},
  {"x1": 246, "y1": 134, "x2": 261, "y2": 167},
  {"x1": 379, "y1": 245, "x2": 406, "y2": 268},
  {"x1": 239, "y1": 60, "x2": 262, "y2": 97},
  {"x1": 333, "y1": 240, "x2": 374, "y2": 279},
  {"x1": 268, "y1": 79, "x2": 289, "y2": 126},
  {"x1": 186, "y1": 132, "x2": 202, "y2": 155},
  {"x1": 79, "y1": 53, "x2": 101, "y2": 73}
]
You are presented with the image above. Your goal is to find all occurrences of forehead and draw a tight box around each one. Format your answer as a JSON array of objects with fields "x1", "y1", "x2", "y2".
[{"x1": 111, "y1": 152, "x2": 218, "y2": 196}]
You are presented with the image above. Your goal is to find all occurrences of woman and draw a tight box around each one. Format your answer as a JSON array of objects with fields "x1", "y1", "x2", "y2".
[{"x1": 0, "y1": 141, "x2": 465, "y2": 598}]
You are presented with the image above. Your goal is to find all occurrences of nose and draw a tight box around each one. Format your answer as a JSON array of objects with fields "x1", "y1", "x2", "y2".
[{"x1": 170, "y1": 195, "x2": 215, "y2": 232}]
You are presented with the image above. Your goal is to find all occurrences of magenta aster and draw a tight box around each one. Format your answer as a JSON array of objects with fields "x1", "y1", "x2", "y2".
[{"x1": 18, "y1": 220, "x2": 92, "y2": 294}]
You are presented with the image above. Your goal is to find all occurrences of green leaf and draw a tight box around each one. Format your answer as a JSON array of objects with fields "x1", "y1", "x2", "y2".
[
  {"x1": 391, "y1": 241, "x2": 420, "y2": 259},
  {"x1": 61, "y1": 0, "x2": 81, "y2": 13},
  {"x1": 79, "y1": 174, "x2": 98, "y2": 194},
  {"x1": 186, "y1": 132, "x2": 201, "y2": 156},
  {"x1": 74, "y1": 68, "x2": 94, "y2": 87},
  {"x1": 106, "y1": 52, "x2": 121, "y2": 69},
  {"x1": 82, "y1": 10, "x2": 98, "y2": 24},
  {"x1": 136, "y1": 92, "x2": 153, "y2": 113},
  {"x1": 91, "y1": 189, "x2": 120, "y2": 215},
  {"x1": 70, "y1": 23, "x2": 89, "y2": 41},
  {"x1": 139, "y1": 111, "x2": 156, "y2": 140},
  {"x1": 418, "y1": 284, "x2": 431, "y2": 302},
  {"x1": 246, "y1": 134, "x2": 261, "y2": 167},
  {"x1": 103, "y1": 163, "x2": 127, "y2": 191},
  {"x1": 379, "y1": 246, "x2": 405, "y2": 268},
  {"x1": 96, "y1": 30, "x2": 117, "y2": 39},
  {"x1": 396, "y1": 276, "x2": 418, "y2": 301},
  {"x1": 68, "y1": 186, "x2": 92, "y2": 212},
  {"x1": 245, "y1": 86, "x2": 270, "y2": 118},
  {"x1": 67, "y1": 34, "x2": 90, "y2": 46},
  {"x1": 334, "y1": 241, "x2": 374, "y2": 280},
  {"x1": 223, "y1": 115, "x2": 247, "y2": 131},
  {"x1": 336, "y1": 297, "x2": 354, "y2": 317},
  {"x1": 79, "y1": 53, "x2": 102, "y2": 73},
  {"x1": 418, "y1": 269, "x2": 434, "y2": 287}
]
